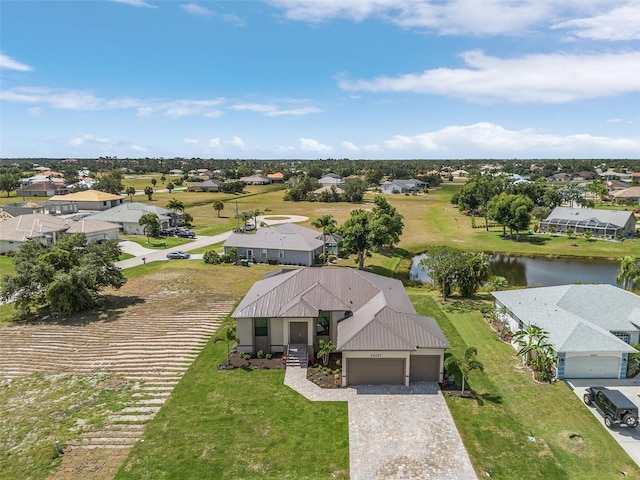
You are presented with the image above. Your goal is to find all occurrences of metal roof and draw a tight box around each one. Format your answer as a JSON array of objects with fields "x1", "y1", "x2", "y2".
[
  {"x1": 233, "y1": 267, "x2": 448, "y2": 352},
  {"x1": 87, "y1": 202, "x2": 174, "y2": 223},
  {"x1": 224, "y1": 223, "x2": 323, "y2": 252},
  {"x1": 492, "y1": 285, "x2": 639, "y2": 353},
  {"x1": 542, "y1": 207, "x2": 635, "y2": 230}
]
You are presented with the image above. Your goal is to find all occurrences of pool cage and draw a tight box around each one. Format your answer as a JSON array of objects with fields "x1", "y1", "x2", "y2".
[{"x1": 539, "y1": 216, "x2": 624, "y2": 238}]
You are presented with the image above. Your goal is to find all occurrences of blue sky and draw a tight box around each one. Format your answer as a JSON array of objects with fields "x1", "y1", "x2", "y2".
[{"x1": 1, "y1": 0, "x2": 639, "y2": 159}]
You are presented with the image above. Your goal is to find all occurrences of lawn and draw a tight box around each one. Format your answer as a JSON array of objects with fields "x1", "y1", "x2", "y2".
[
  {"x1": 115, "y1": 319, "x2": 349, "y2": 480},
  {"x1": 409, "y1": 289, "x2": 640, "y2": 479},
  {"x1": 120, "y1": 234, "x2": 192, "y2": 250}
]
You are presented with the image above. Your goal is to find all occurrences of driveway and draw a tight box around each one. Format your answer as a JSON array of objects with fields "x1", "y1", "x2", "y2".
[
  {"x1": 284, "y1": 368, "x2": 477, "y2": 479},
  {"x1": 567, "y1": 378, "x2": 640, "y2": 467}
]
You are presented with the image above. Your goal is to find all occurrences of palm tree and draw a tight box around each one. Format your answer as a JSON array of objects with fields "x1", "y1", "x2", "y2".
[
  {"x1": 444, "y1": 346, "x2": 484, "y2": 394},
  {"x1": 160, "y1": 175, "x2": 166, "y2": 184},
  {"x1": 151, "y1": 178, "x2": 157, "y2": 187},
  {"x1": 317, "y1": 340, "x2": 336, "y2": 366},
  {"x1": 312, "y1": 214, "x2": 337, "y2": 264},
  {"x1": 166, "y1": 198, "x2": 185, "y2": 226},
  {"x1": 138, "y1": 213, "x2": 160, "y2": 243},
  {"x1": 144, "y1": 186, "x2": 154, "y2": 200},
  {"x1": 486, "y1": 276, "x2": 509, "y2": 292},
  {"x1": 616, "y1": 256, "x2": 639, "y2": 291},
  {"x1": 166, "y1": 182, "x2": 175, "y2": 193},
  {"x1": 215, "y1": 326, "x2": 238, "y2": 366},
  {"x1": 125, "y1": 186, "x2": 136, "y2": 202},
  {"x1": 513, "y1": 324, "x2": 553, "y2": 369},
  {"x1": 213, "y1": 200, "x2": 224, "y2": 218}
]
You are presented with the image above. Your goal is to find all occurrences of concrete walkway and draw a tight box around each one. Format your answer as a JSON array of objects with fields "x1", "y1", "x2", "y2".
[{"x1": 284, "y1": 366, "x2": 477, "y2": 480}]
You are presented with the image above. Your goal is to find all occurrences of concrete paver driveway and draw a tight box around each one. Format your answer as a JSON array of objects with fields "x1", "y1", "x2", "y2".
[
  {"x1": 348, "y1": 384, "x2": 477, "y2": 480},
  {"x1": 567, "y1": 378, "x2": 640, "y2": 467}
]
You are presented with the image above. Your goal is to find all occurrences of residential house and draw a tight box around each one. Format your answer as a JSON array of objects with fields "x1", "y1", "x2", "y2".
[
  {"x1": 0, "y1": 214, "x2": 119, "y2": 253},
  {"x1": 187, "y1": 179, "x2": 222, "y2": 192},
  {"x1": 223, "y1": 223, "x2": 326, "y2": 266},
  {"x1": 451, "y1": 170, "x2": 469, "y2": 178},
  {"x1": 0, "y1": 201, "x2": 45, "y2": 217},
  {"x1": 240, "y1": 175, "x2": 271, "y2": 185},
  {"x1": 493, "y1": 285, "x2": 639, "y2": 379},
  {"x1": 381, "y1": 179, "x2": 428, "y2": 194},
  {"x1": 611, "y1": 187, "x2": 640, "y2": 206},
  {"x1": 318, "y1": 174, "x2": 345, "y2": 188},
  {"x1": 16, "y1": 181, "x2": 68, "y2": 198},
  {"x1": 49, "y1": 190, "x2": 125, "y2": 211},
  {"x1": 547, "y1": 172, "x2": 573, "y2": 182},
  {"x1": 87, "y1": 202, "x2": 179, "y2": 235},
  {"x1": 539, "y1": 207, "x2": 636, "y2": 239},
  {"x1": 266, "y1": 172, "x2": 284, "y2": 183},
  {"x1": 232, "y1": 268, "x2": 450, "y2": 386}
]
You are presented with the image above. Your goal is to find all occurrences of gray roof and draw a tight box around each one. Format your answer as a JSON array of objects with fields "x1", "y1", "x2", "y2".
[
  {"x1": 0, "y1": 214, "x2": 119, "y2": 242},
  {"x1": 492, "y1": 285, "x2": 639, "y2": 353},
  {"x1": 87, "y1": 202, "x2": 174, "y2": 223},
  {"x1": 383, "y1": 179, "x2": 427, "y2": 189},
  {"x1": 542, "y1": 207, "x2": 635, "y2": 229},
  {"x1": 233, "y1": 268, "x2": 449, "y2": 352},
  {"x1": 224, "y1": 223, "x2": 323, "y2": 252}
]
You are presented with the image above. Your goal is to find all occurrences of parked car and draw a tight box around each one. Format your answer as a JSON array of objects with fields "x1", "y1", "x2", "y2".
[
  {"x1": 244, "y1": 223, "x2": 256, "y2": 231},
  {"x1": 161, "y1": 227, "x2": 178, "y2": 236},
  {"x1": 176, "y1": 230, "x2": 196, "y2": 238},
  {"x1": 166, "y1": 251, "x2": 191, "y2": 259},
  {"x1": 583, "y1": 386, "x2": 638, "y2": 429}
]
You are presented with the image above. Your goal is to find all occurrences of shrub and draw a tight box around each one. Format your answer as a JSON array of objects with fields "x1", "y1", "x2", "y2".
[
  {"x1": 265, "y1": 353, "x2": 273, "y2": 360},
  {"x1": 256, "y1": 350, "x2": 264, "y2": 359},
  {"x1": 203, "y1": 250, "x2": 222, "y2": 264}
]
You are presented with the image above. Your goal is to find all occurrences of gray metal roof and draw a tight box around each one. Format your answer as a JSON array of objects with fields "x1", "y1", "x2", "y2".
[
  {"x1": 224, "y1": 223, "x2": 323, "y2": 252},
  {"x1": 492, "y1": 285, "x2": 638, "y2": 353},
  {"x1": 542, "y1": 207, "x2": 635, "y2": 229},
  {"x1": 233, "y1": 267, "x2": 448, "y2": 352},
  {"x1": 0, "y1": 214, "x2": 119, "y2": 241},
  {"x1": 87, "y1": 202, "x2": 174, "y2": 223}
]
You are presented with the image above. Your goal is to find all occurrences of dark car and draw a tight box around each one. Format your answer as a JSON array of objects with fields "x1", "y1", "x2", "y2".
[
  {"x1": 176, "y1": 230, "x2": 196, "y2": 238},
  {"x1": 166, "y1": 251, "x2": 191, "y2": 260},
  {"x1": 584, "y1": 386, "x2": 638, "y2": 429}
]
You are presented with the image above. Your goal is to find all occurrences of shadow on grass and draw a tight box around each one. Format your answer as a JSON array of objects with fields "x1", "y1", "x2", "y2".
[{"x1": 497, "y1": 234, "x2": 551, "y2": 246}]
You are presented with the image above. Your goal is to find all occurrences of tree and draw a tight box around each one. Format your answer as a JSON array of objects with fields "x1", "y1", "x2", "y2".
[
  {"x1": 0, "y1": 234, "x2": 126, "y2": 316},
  {"x1": 182, "y1": 212, "x2": 193, "y2": 225},
  {"x1": 338, "y1": 197, "x2": 404, "y2": 270},
  {"x1": 144, "y1": 186, "x2": 154, "y2": 200},
  {"x1": 316, "y1": 340, "x2": 336, "y2": 367},
  {"x1": 213, "y1": 200, "x2": 224, "y2": 218},
  {"x1": 215, "y1": 326, "x2": 238, "y2": 366},
  {"x1": 160, "y1": 175, "x2": 166, "y2": 184},
  {"x1": 94, "y1": 170, "x2": 124, "y2": 194},
  {"x1": 616, "y1": 256, "x2": 639, "y2": 291},
  {"x1": 125, "y1": 186, "x2": 136, "y2": 202},
  {"x1": 513, "y1": 325, "x2": 553, "y2": 371},
  {"x1": 456, "y1": 252, "x2": 490, "y2": 297},
  {"x1": 139, "y1": 213, "x2": 160, "y2": 242},
  {"x1": 444, "y1": 347, "x2": 484, "y2": 394},
  {"x1": 420, "y1": 246, "x2": 460, "y2": 301},
  {"x1": 312, "y1": 214, "x2": 337, "y2": 264},
  {"x1": 486, "y1": 276, "x2": 509, "y2": 292},
  {"x1": 343, "y1": 177, "x2": 367, "y2": 202},
  {"x1": 151, "y1": 178, "x2": 157, "y2": 187},
  {"x1": 166, "y1": 198, "x2": 185, "y2": 224},
  {"x1": 0, "y1": 172, "x2": 21, "y2": 197},
  {"x1": 166, "y1": 182, "x2": 175, "y2": 193},
  {"x1": 487, "y1": 193, "x2": 533, "y2": 238}
]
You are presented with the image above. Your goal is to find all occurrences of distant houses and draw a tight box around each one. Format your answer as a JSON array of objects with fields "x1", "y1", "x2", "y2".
[
  {"x1": 381, "y1": 179, "x2": 428, "y2": 194},
  {"x1": 16, "y1": 181, "x2": 68, "y2": 198}
]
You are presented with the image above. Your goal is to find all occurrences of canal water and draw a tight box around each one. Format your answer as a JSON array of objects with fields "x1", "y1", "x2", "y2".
[{"x1": 409, "y1": 253, "x2": 619, "y2": 287}]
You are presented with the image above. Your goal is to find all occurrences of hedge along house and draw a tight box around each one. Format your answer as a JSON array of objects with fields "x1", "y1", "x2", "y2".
[
  {"x1": 538, "y1": 207, "x2": 636, "y2": 239},
  {"x1": 492, "y1": 285, "x2": 639, "y2": 380},
  {"x1": 223, "y1": 223, "x2": 325, "y2": 266},
  {"x1": 232, "y1": 268, "x2": 450, "y2": 386}
]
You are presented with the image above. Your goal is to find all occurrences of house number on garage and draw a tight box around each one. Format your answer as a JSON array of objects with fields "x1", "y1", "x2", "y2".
[{"x1": 370, "y1": 353, "x2": 382, "y2": 358}]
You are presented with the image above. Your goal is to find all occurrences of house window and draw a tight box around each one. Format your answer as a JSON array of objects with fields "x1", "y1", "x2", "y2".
[
  {"x1": 279, "y1": 250, "x2": 285, "y2": 258},
  {"x1": 316, "y1": 311, "x2": 330, "y2": 336},
  {"x1": 262, "y1": 249, "x2": 267, "y2": 258},
  {"x1": 613, "y1": 331, "x2": 630, "y2": 344},
  {"x1": 254, "y1": 318, "x2": 268, "y2": 337}
]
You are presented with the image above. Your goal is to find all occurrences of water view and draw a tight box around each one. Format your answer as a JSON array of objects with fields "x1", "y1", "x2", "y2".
[{"x1": 410, "y1": 253, "x2": 619, "y2": 287}]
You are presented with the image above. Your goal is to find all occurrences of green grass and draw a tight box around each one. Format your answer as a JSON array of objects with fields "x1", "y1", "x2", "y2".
[
  {"x1": 0, "y1": 372, "x2": 133, "y2": 480},
  {"x1": 120, "y1": 235, "x2": 192, "y2": 249},
  {"x1": 115, "y1": 322, "x2": 349, "y2": 480},
  {"x1": 408, "y1": 290, "x2": 640, "y2": 480},
  {"x1": 0, "y1": 256, "x2": 15, "y2": 277}
]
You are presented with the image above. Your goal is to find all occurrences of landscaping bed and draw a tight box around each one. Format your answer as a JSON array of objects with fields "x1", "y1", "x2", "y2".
[
  {"x1": 307, "y1": 354, "x2": 343, "y2": 389},
  {"x1": 218, "y1": 351, "x2": 285, "y2": 370}
]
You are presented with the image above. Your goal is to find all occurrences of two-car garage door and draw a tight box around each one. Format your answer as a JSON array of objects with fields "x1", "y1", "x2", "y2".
[
  {"x1": 563, "y1": 355, "x2": 621, "y2": 378},
  {"x1": 346, "y1": 355, "x2": 441, "y2": 385}
]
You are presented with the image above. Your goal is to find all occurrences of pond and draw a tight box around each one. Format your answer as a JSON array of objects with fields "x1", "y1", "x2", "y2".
[{"x1": 409, "y1": 253, "x2": 619, "y2": 287}]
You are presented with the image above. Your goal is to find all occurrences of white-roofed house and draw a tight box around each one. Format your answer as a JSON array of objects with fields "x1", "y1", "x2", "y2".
[
  {"x1": 493, "y1": 284, "x2": 639, "y2": 380},
  {"x1": 232, "y1": 268, "x2": 450, "y2": 386},
  {"x1": 539, "y1": 207, "x2": 636, "y2": 239},
  {"x1": 86, "y1": 202, "x2": 179, "y2": 235},
  {"x1": 381, "y1": 179, "x2": 428, "y2": 194}
]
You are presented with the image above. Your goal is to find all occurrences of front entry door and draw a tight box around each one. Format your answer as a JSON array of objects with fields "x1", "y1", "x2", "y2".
[{"x1": 290, "y1": 322, "x2": 308, "y2": 344}]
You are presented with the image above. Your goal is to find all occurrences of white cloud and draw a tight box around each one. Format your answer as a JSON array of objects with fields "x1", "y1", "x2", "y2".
[
  {"x1": 181, "y1": 3, "x2": 215, "y2": 17},
  {"x1": 130, "y1": 144, "x2": 146, "y2": 152},
  {"x1": 112, "y1": 0, "x2": 157, "y2": 8},
  {"x1": 228, "y1": 136, "x2": 246, "y2": 150},
  {"x1": 231, "y1": 102, "x2": 321, "y2": 116},
  {"x1": 69, "y1": 134, "x2": 111, "y2": 146},
  {"x1": 299, "y1": 137, "x2": 332, "y2": 153},
  {"x1": 338, "y1": 50, "x2": 640, "y2": 103},
  {"x1": 0, "y1": 53, "x2": 33, "y2": 71},
  {"x1": 208, "y1": 138, "x2": 221, "y2": 148},
  {"x1": 183, "y1": 138, "x2": 199, "y2": 144},
  {"x1": 342, "y1": 141, "x2": 360, "y2": 152},
  {"x1": 552, "y1": 3, "x2": 640, "y2": 41}
]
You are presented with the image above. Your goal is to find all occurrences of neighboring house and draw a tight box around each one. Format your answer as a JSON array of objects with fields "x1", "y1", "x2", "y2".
[
  {"x1": 233, "y1": 268, "x2": 450, "y2": 386},
  {"x1": 313, "y1": 185, "x2": 344, "y2": 196},
  {"x1": 493, "y1": 285, "x2": 639, "y2": 379},
  {"x1": 597, "y1": 168, "x2": 633, "y2": 182},
  {"x1": 223, "y1": 223, "x2": 324, "y2": 266},
  {"x1": 49, "y1": 190, "x2": 125, "y2": 211},
  {"x1": 318, "y1": 175, "x2": 345, "y2": 187},
  {"x1": 187, "y1": 179, "x2": 222, "y2": 192},
  {"x1": 240, "y1": 175, "x2": 271, "y2": 185},
  {"x1": 576, "y1": 171, "x2": 597, "y2": 180},
  {"x1": 169, "y1": 169, "x2": 183, "y2": 176},
  {"x1": 546, "y1": 172, "x2": 573, "y2": 182},
  {"x1": 87, "y1": 202, "x2": 179, "y2": 235},
  {"x1": 0, "y1": 214, "x2": 119, "y2": 253},
  {"x1": 0, "y1": 201, "x2": 45, "y2": 217},
  {"x1": 16, "y1": 181, "x2": 68, "y2": 198},
  {"x1": 451, "y1": 170, "x2": 469, "y2": 178},
  {"x1": 266, "y1": 172, "x2": 284, "y2": 183},
  {"x1": 381, "y1": 179, "x2": 428, "y2": 194},
  {"x1": 611, "y1": 187, "x2": 640, "y2": 206},
  {"x1": 606, "y1": 179, "x2": 631, "y2": 192},
  {"x1": 539, "y1": 207, "x2": 636, "y2": 239}
]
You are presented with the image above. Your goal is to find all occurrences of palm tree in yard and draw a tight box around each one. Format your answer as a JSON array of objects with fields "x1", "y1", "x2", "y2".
[
  {"x1": 125, "y1": 186, "x2": 136, "y2": 202},
  {"x1": 144, "y1": 186, "x2": 154, "y2": 200},
  {"x1": 616, "y1": 256, "x2": 639, "y2": 291},
  {"x1": 312, "y1": 214, "x2": 337, "y2": 264},
  {"x1": 213, "y1": 200, "x2": 224, "y2": 218},
  {"x1": 215, "y1": 326, "x2": 238, "y2": 366},
  {"x1": 444, "y1": 346, "x2": 484, "y2": 394},
  {"x1": 138, "y1": 213, "x2": 160, "y2": 243},
  {"x1": 513, "y1": 324, "x2": 553, "y2": 369},
  {"x1": 166, "y1": 198, "x2": 185, "y2": 225}
]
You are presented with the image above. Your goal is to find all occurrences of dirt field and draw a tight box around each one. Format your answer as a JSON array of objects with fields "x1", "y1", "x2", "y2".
[{"x1": 0, "y1": 269, "x2": 237, "y2": 480}]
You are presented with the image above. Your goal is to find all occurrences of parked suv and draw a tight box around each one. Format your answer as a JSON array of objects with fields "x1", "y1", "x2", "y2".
[{"x1": 583, "y1": 386, "x2": 639, "y2": 429}]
